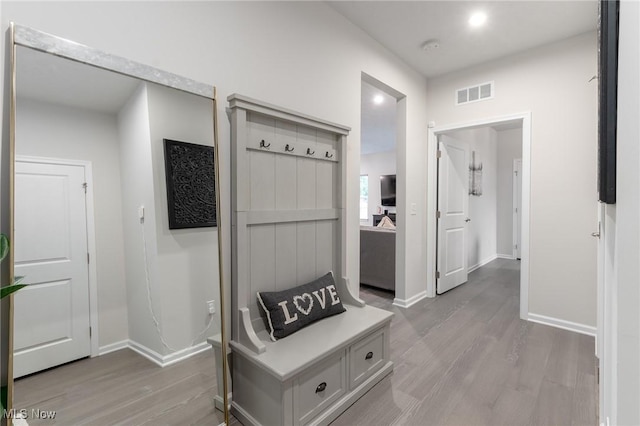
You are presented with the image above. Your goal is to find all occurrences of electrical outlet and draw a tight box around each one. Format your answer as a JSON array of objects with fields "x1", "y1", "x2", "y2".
[{"x1": 207, "y1": 300, "x2": 216, "y2": 314}]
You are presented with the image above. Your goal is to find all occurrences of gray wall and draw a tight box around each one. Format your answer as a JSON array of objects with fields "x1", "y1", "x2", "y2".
[
  {"x1": 444, "y1": 127, "x2": 498, "y2": 271},
  {"x1": 0, "y1": 1, "x2": 432, "y2": 328},
  {"x1": 146, "y1": 83, "x2": 219, "y2": 350},
  {"x1": 117, "y1": 84, "x2": 161, "y2": 354},
  {"x1": 16, "y1": 98, "x2": 129, "y2": 348},
  {"x1": 496, "y1": 128, "x2": 523, "y2": 257},
  {"x1": 427, "y1": 32, "x2": 598, "y2": 327},
  {"x1": 602, "y1": 0, "x2": 640, "y2": 423}
]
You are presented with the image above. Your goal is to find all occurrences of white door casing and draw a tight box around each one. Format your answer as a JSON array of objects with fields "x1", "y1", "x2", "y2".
[
  {"x1": 513, "y1": 159, "x2": 523, "y2": 259},
  {"x1": 427, "y1": 112, "x2": 531, "y2": 320},
  {"x1": 437, "y1": 135, "x2": 470, "y2": 294},
  {"x1": 13, "y1": 159, "x2": 92, "y2": 377}
]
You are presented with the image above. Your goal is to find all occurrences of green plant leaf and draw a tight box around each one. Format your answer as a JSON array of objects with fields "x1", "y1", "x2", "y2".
[
  {"x1": 1, "y1": 384, "x2": 6, "y2": 413},
  {"x1": 1, "y1": 284, "x2": 26, "y2": 299},
  {"x1": 0, "y1": 234, "x2": 8, "y2": 263}
]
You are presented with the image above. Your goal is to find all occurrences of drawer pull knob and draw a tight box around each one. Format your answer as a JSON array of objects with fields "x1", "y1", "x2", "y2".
[
  {"x1": 315, "y1": 382, "x2": 327, "y2": 393},
  {"x1": 365, "y1": 351, "x2": 374, "y2": 360}
]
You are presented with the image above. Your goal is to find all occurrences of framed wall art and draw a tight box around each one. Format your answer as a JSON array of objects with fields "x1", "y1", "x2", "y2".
[
  {"x1": 163, "y1": 139, "x2": 217, "y2": 229},
  {"x1": 598, "y1": 0, "x2": 619, "y2": 204}
]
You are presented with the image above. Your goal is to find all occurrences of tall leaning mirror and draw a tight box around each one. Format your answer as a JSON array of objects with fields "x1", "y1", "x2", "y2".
[{"x1": 6, "y1": 24, "x2": 229, "y2": 425}]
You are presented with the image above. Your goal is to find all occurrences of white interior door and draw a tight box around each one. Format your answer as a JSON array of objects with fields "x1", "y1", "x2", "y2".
[
  {"x1": 13, "y1": 159, "x2": 91, "y2": 378},
  {"x1": 513, "y1": 159, "x2": 522, "y2": 259},
  {"x1": 437, "y1": 135, "x2": 470, "y2": 294}
]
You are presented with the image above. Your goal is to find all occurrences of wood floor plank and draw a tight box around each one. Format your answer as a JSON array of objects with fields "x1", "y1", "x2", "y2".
[
  {"x1": 527, "y1": 379, "x2": 573, "y2": 426},
  {"x1": 13, "y1": 349, "x2": 223, "y2": 426},
  {"x1": 14, "y1": 259, "x2": 597, "y2": 426},
  {"x1": 571, "y1": 372, "x2": 598, "y2": 426},
  {"x1": 332, "y1": 258, "x2": 598, "y2": 426}
]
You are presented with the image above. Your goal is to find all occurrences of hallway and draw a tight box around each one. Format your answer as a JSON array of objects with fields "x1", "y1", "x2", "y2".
[{"x1": 333, "y1": 259, "x2": 597, "y2": 425}]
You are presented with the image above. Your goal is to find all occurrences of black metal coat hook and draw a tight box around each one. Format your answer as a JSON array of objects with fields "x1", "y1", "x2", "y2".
[
  {"x1": 285, "y1": 144, "x2": 294, "y2": 152},
  {"x1": 260, "y1": 139, "x2": 271, "y2": 149},
  {"x1": 306, "y1": 148, "x2": 315, "y2": 156},
  {"x1": 325, "y1": 151, "x2": 334, "y2": 159}
]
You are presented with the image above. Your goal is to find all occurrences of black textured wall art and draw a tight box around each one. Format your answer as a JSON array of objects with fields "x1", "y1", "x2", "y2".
[{"x1": 163, "y1": 139, "x2": 216, "y2": 229}]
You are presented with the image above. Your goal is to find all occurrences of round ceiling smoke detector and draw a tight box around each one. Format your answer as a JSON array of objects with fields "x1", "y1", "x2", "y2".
[{"x1": 421, "y1": 39, "x2": 440, "y2": 51}]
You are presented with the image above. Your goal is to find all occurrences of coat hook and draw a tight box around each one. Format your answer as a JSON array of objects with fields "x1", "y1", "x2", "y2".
[
  {"x1": 260, "y1": 139, "x2": 271, "y2": 149},
  {"x1": 306, "y1": 148, "x2": 315, "y2": 156},
  {"x1": 285, "y1": 144, "x2": 295, "y2": 152},
  {"x1": 325, "y1": 151, "x2": 334, "y2": 159}
]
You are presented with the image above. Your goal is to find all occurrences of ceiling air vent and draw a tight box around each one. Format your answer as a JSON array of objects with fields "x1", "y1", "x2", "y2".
[{"x1": 455, "y1": 81, "x2": 494, "y2": 106}]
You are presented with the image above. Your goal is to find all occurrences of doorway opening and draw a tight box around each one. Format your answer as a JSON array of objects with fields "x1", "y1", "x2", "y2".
[
  {"x1": 427, "y1": 112, "x2": 531, "y2": 319},
  {"x1": 359, "y1": 73, "x2": 408, "y2": 306}
]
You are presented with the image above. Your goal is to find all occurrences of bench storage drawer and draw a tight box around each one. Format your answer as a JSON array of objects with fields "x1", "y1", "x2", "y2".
[
  {"x1": 295, "y1": 351, "x2": 347, "y2": 424},
  {"x1": 349, "y1": 328, "x2": 386, "y2": 389}
]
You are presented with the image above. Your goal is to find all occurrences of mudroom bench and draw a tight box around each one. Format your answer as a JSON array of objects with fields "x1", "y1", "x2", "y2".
[
  {"x1": 229, "y1": 94, "x2": 394, "y2": 425},
  {"x1": 230, "y1": 302, "x2": 393, "y2": 426}
]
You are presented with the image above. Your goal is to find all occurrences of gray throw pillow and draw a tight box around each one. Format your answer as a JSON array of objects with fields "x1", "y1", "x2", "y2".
[{"x1": 257, "y1": 271, "x2": 346, "y2": 341}]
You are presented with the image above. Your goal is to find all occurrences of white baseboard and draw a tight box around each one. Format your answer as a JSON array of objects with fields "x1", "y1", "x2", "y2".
[
  {"x1": 393, "y1": 291, "x2": 428, "y2": 308},
  {"x1": 468, "y1": 254, "x2": 498, "y2": 273},
  {"x1": 162, "y1": 341, "x2": 211, "y2": 366},
  {"x1": 123, "y1": 340, "x2": 211, "y2": 367},
  {"x1": 128, "y1": 340, "x2": 166, "y2": 366},
  {"x1": 98, "y1": 340, "x2": 129, "y2": 356},
  {"x1": 527, "y1": 313, "x2": 597, "y2": 337},
  {"x1": 496, "y1": 253, "x2": 515, "y2": 260}
]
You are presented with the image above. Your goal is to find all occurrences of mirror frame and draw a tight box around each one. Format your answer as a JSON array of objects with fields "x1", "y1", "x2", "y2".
[{"x1": 6, "y1": 22, "x2": 229, "y2": 425}]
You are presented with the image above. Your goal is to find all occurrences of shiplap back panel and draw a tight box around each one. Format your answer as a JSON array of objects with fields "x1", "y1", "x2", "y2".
[{"x1": 230, "y1": 94, "x2": 350, "y2": 343}]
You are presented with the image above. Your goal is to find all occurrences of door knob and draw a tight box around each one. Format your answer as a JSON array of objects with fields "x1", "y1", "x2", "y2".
[
  {"x1": 591, "y1": 231, "x2": 600, "y2": 238},
  {"x1": 465, "y1": 218, "x2": 471, "y2": 223}
]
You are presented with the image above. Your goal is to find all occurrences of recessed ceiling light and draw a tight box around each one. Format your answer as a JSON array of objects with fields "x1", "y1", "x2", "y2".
[
  {"x1": 468, "y1": 11, "x2": 487, "y2": 28},
  {"x1": 373, "y1": 95, "x2": 384, "y2": 105}
]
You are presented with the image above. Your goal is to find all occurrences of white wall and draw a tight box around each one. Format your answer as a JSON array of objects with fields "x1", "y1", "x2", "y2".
[
  {"x1": 602, "y1": 1, "x2": 640, "y2": 424},
  {"x1": 117, "y1": 84, "x2": 161, "y2": 354},
  {"x1": 15, "y1": 98, "x2": 129, "y2": 348},
  {"x1": 496, "y1": 128, "x2": 523, "y2": 257},
  {"x1": 0, "y1": 1, "x2": 431, "y2": 316},
  {"x1": 146, "y1": 83, "x2": 219, "y2": 350},
  {"x1": 360, "y1": 150, "x2": 396, "y2": 225},
  {"x1": 427, "y1": 32, "x2": 598, "y2": 328},
  {"x1": 445, "y1": 127, "x2": 498, "y2": 270}
]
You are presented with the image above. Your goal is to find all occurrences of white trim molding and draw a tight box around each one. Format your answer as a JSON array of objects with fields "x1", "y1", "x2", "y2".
[
  {"x1": 98, "y1": 340, "x2": 211, "y2": 367},
  {"x1": 98, "y1": 340, "x2": 129, "y2": 356},
  {"x1": 128, "y1": 340, "x2": 211, "y2": 367},
  {"x1": 427, "y1": 112, "x2": 532, "y2": 320},
  {"x1": 527, "y1": 313, "x2": 597, "y2": 337},
  {"x1": 393, "y1": 291, "x2": 428, "y2": 308},
  {"x1": 496, "y1": 254, "x2": 515, "y2": 260},
  {"x1": 468, "y1": 254, "x2": 498, "y2": 274}
]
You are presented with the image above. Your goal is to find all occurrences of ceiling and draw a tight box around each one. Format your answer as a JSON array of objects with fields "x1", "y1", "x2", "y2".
[
  {"x1": 17, "y1": 45, "x2": 140, "y2": 114},
  {"x1": 361, "y1": 80, "x2": 397, "y2": 155},
  {"x1": 329, "y1": 1, "x2": 598, "y2": 79},
  {"x1": 340, "y1": 1, "x2": 598, "y2": 154}
]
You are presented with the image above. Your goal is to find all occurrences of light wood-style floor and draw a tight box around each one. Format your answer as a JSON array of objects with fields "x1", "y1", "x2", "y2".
[
  {"x1": 14, "y1": 348, "x2": 225, "y2": 425},
  {"x1": 15, "y1": 259, "x2": 597, "y2": 425},
  {"x1": 331, "y1": 258, "x2": 598, "y2": 426}
]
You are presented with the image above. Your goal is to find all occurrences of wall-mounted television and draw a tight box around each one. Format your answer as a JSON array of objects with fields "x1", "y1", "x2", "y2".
[{"x1": 380, "y1": 174, "x2": 396, "y2": 206}]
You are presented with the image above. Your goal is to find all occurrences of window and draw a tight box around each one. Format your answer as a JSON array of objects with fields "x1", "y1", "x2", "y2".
[{"x1": 360, "y1": 175, "x2": 368, "y2": 220}]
